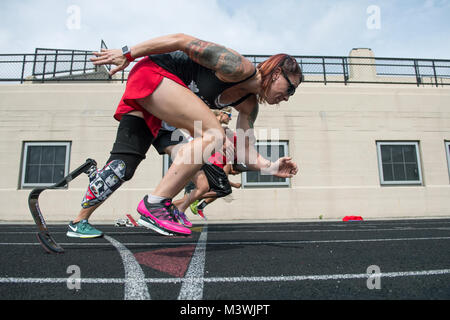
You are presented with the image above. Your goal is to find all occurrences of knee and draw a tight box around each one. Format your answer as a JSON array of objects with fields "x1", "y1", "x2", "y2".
[
  {"x1": 202, "y1": 126, "x2": 226, "y2": 156},
  {"x1": 198, "y1": 183, "x2": 210, "y2": 194},
  {"x1": 108, "y1": 154, "x2": 142, "y2": 181},
  {"x1": 194, "y1": 177, "x2": 209, "y2": 194}
]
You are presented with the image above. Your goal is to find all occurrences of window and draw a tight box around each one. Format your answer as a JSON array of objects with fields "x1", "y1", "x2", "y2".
[
  {"x1": 242, "y1": 141, "x2": 290, "y2": 188},
  {"x1": 446, "y1": 141, "x2": 450, "y2": 182},
  {"x1": 376, "y1": 142, "x2": 422, "y2": 185},
  {"x1": 20, "y1": 142, "x2": 71, "y2": 188},
  {"x1": 162, "y1": 154, "x2": 172, "y2": 177}
]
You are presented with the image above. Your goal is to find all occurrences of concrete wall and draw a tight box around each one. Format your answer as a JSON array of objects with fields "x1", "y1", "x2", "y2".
[{"x1": 1, "y1": 81, "x2": 449, "y2": 223}]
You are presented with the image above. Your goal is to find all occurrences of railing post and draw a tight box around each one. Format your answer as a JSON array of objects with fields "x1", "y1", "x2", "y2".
[
  {"x1": 83, "y1": 52, "x2": 87, "y2": 73},
  {"x1": 42, "y1": 54, "x2": 47, "y2": 82},
  {"x1": 32, "y1": 51, "x2": 37, "y2": 76},
  {"x1": 322, "y1": 57, "x2": 327, "y2": 85},
  {"x1": 432, "y1": 60, "x2": 438, "y2": 88},
  {"x1": 413, "y1": 59, "x2": 421, "y2": 87},
  {"x1": 53, "y1": 50, "x2": 58, "y2": 78},
  {"x1": 20, "y1": 54, "x2": 26, "y2": 84},
  {"x1": 342, "y1": 57, "x2": 347, "y2": 85},
  {"x1": 70, "y1": 50, "x2": 74, "y2": 75}
]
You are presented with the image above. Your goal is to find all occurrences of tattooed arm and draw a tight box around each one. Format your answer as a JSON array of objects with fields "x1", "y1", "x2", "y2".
[
  {"x1": 235, "y1": 95, "x2": 299, "y2": 178},
  {"x1": 234, "y1": 95, "x2": 271, "y2": 171},
  {"x1": 91, "y1": 33, "x2": 254, "y2": 80},
  {"x1": 184, "y1": 38, "x2": 254, "y2": 82}
]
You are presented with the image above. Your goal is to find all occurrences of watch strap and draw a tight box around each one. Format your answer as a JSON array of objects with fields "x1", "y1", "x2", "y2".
[{"x1": 122, "y1": 46, "x2": 135, "y2": 62}]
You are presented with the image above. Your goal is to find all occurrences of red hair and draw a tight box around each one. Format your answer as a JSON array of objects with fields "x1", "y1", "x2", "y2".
[{"x1": 257, "y1": 54, "x2": 302, "y2": 104}]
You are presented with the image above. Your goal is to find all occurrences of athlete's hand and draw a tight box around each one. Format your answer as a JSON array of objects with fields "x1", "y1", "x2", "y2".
[
  {"x1": 263, "y1": 157, "x2": 299, "y2": 178},
  {"x1": 90, "y1": 48, "x2": 130, "y2": 76}
]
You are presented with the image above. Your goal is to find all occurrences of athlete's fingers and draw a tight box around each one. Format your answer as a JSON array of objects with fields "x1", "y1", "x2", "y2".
[
  {"x1": 109, "y1": 63, "x2": 129, "y2": 76},
  {"x1": 91, "y1": 57, "x2": 110, "y2": 65},
  {"x1": 109, "y1": 66, "x2": 121, "y2": 76},
  {"x1": 90, "y1": 50, "x2": 110, "y2": 60},
  {"x1": 90, "y1": 53, "x2": 112, "y2": 65},
  {"x1": 273, "y1": 156, "x2": 298, "y2": 178}
]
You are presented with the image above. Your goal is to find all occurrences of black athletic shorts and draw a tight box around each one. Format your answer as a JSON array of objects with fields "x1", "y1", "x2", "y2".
[
  {"x1": 152, "y1": 129, "x2": 185, "y2": 155},
  {"x1": 202, "y1": 163, "x2": 232, "y2": 198},
  {"x1": 184, "y1": 164, "x2": 232, "y2": 198}
]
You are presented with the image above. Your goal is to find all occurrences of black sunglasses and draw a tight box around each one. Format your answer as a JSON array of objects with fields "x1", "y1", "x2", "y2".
[
  {"x1": 281, "y1": 68, "x2": 296, "y2": 96},
  {"x1": 222, "y1": 111, "x2": 232, "y2": 118}
]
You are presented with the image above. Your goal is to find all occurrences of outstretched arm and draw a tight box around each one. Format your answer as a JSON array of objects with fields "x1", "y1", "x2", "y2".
[
  {"x1": 91, "y1": 33, "x2": 254, "y2": 80},
  {"x1": 235, "y1": 96, "x2": 299, "y2": 178}
]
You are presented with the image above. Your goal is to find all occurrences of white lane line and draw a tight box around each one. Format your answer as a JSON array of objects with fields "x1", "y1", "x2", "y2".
[
  {"x1": 203, "y1": 269, "x2": 450, "y2": 283},
  {"x1": 207, "y1": 236, "x2": 450, "y2": 246},
  {"x1": 189, "y1": 227, "x2": 450, "y2": 233},
  {"x1": 2, "y1": 226, "x2": 449, "y2": 234},
  {"x1": 2, "y1": 236, "x2": 450, "y2": 247},
  {"x1": 104, "y1": 235, "x2": 150, "y2": 300},
  {"x1": 178, "y1": 225, "x2": 208, "y2": 300},
  {"x1": 1, "y1": 269, "x2": 449, "y2": 285}
]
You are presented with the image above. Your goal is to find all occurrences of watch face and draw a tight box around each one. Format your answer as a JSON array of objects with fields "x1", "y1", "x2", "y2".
[{"x1": 122, "y1": 46, "x2": 129, "y2": 54}]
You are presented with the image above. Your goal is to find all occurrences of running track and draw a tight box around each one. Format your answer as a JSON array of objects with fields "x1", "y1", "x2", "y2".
[{"x1": 0, "y1": 218, "x2": 449, "y2": 305}]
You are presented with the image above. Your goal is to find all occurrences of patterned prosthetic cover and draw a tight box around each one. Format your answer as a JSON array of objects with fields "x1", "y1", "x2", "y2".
[{"x1": 81, "y1": 159, "x2": 126, "y2": 208}]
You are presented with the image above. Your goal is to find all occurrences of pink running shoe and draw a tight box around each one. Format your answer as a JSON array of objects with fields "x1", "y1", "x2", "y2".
[
  {"x1": 137, "y1": 196, "x2": 191, "y2": 236},
  {"x1": 197, "y1": 208, "x2": 207, "y2": 220},
  {"x1": 173, "y1": 207, "x2": 193, "y2": 228}
]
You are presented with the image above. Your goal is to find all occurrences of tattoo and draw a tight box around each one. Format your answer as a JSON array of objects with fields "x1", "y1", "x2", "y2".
[
  {"x1": 248, "y1": 103, "x2": 259, "y2": 129},
  {"x1": 186, "y1": 40, "x2": 245, "y2": 78}
]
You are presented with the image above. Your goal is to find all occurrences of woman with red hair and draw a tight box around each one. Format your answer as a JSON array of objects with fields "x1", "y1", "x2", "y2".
[{"x1": 67, "y1": 33, "x2": 301, "y2": 238}]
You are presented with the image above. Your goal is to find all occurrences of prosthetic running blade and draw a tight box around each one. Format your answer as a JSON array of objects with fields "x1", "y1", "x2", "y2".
[{"x1": 28, "y1": 158, "x2": 97, "y2": 254}]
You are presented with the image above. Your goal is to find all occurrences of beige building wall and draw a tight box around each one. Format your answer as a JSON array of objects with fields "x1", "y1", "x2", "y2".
[{"x1": 1, "y1": 79, "x2": 450, "y2": 223}]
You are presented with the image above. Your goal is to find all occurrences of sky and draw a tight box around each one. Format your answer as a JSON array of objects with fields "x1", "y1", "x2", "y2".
[{"x1": 0, "y1": 0, "x2": 449, "y2": 59}]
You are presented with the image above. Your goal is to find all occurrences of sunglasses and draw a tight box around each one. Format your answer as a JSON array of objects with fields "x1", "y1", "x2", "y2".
[
  {"x1": 222, "y1": 112, "x2": 232, "y2": 118},
  {"x1": 281, "y1": 68, "x2": 296, "y2": 96}
]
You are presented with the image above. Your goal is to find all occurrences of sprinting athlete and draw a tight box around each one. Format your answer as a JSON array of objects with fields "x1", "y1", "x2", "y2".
[
  {"x1": 189, "y1": 163, "x2": 242, "y2": 219},
  {"x1": 153, "y1": 107, "x2": 235, "y2": 227},
  {"x1": 67, "y1": 33, "x2": 301, "y2": 238},
  {"x1": 173, "y1": 126, "x2": 237, "y2": 220},
  {"x1": 151, "y1": 108, "x2": 235, "y2": 225}
]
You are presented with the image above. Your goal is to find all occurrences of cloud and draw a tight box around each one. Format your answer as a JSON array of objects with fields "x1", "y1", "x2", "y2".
[{"x1": 0, "y1": 0, "x2": 449, "y2": 59}]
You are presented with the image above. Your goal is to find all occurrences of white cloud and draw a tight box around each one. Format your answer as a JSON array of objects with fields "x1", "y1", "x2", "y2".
[{"x1": 0, "y1": 0, "x2": 449, "y2": 59}]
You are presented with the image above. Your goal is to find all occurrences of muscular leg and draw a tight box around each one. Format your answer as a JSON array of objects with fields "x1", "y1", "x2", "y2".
[
  {"x1": 74, "y1": 78, "x2": 223, "y2": 225},
  {"x1": 136, "y1": 77, "x2": 225, "y2": 199},
  {"x1": 173, "y1": 170, "x2": 217, "y2": 212},
  {"x1": 73, "y1": 112, "x2": 151, "y2": 223}
]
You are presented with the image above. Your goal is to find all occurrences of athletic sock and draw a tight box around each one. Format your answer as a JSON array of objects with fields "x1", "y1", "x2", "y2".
[
  {"x1": 147, "y1": 194, "x2": 166, "y2": 204},
  {"x1": 198, "y1": 201, "x2": 208, "y2": 210}
]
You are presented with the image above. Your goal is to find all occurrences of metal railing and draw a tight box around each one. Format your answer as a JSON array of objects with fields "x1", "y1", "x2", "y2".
[{"x1": 1, "y1": 46, "x2": 449, "y2": 86}]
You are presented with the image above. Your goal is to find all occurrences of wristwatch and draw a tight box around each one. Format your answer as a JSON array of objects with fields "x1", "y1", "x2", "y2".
[{"x1": 121, "y1": 46, "x2": 135, "y2": 62}]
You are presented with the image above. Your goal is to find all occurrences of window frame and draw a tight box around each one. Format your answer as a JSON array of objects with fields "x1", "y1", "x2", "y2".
[
  {"x1": 162, "y1": 154, "x2": 172, "y2": 177},
  {"x1": 242, "y1": 140, "x2": 290, "y2": 188},
  {"x1": 376, "y1": 141, "x2": 423, "y2": 186},
  {"x1": 445, "y1": 141, "x2": 450, "y2": 183},
  {"x1": 20, "y1": 141, "x2": 71, "y2": 189}
]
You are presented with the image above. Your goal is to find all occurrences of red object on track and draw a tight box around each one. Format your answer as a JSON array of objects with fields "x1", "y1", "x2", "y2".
[
  {"x1": 343, "y1": 216, "x2": 364, "y2": 221},
  {"x1": 126, "y1": 214, "x2": 139, "y2": 227}
]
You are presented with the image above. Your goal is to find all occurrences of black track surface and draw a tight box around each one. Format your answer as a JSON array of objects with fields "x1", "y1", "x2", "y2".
[{"x1": 0, "y1": 218, "x2": 449, "y2": 303}]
